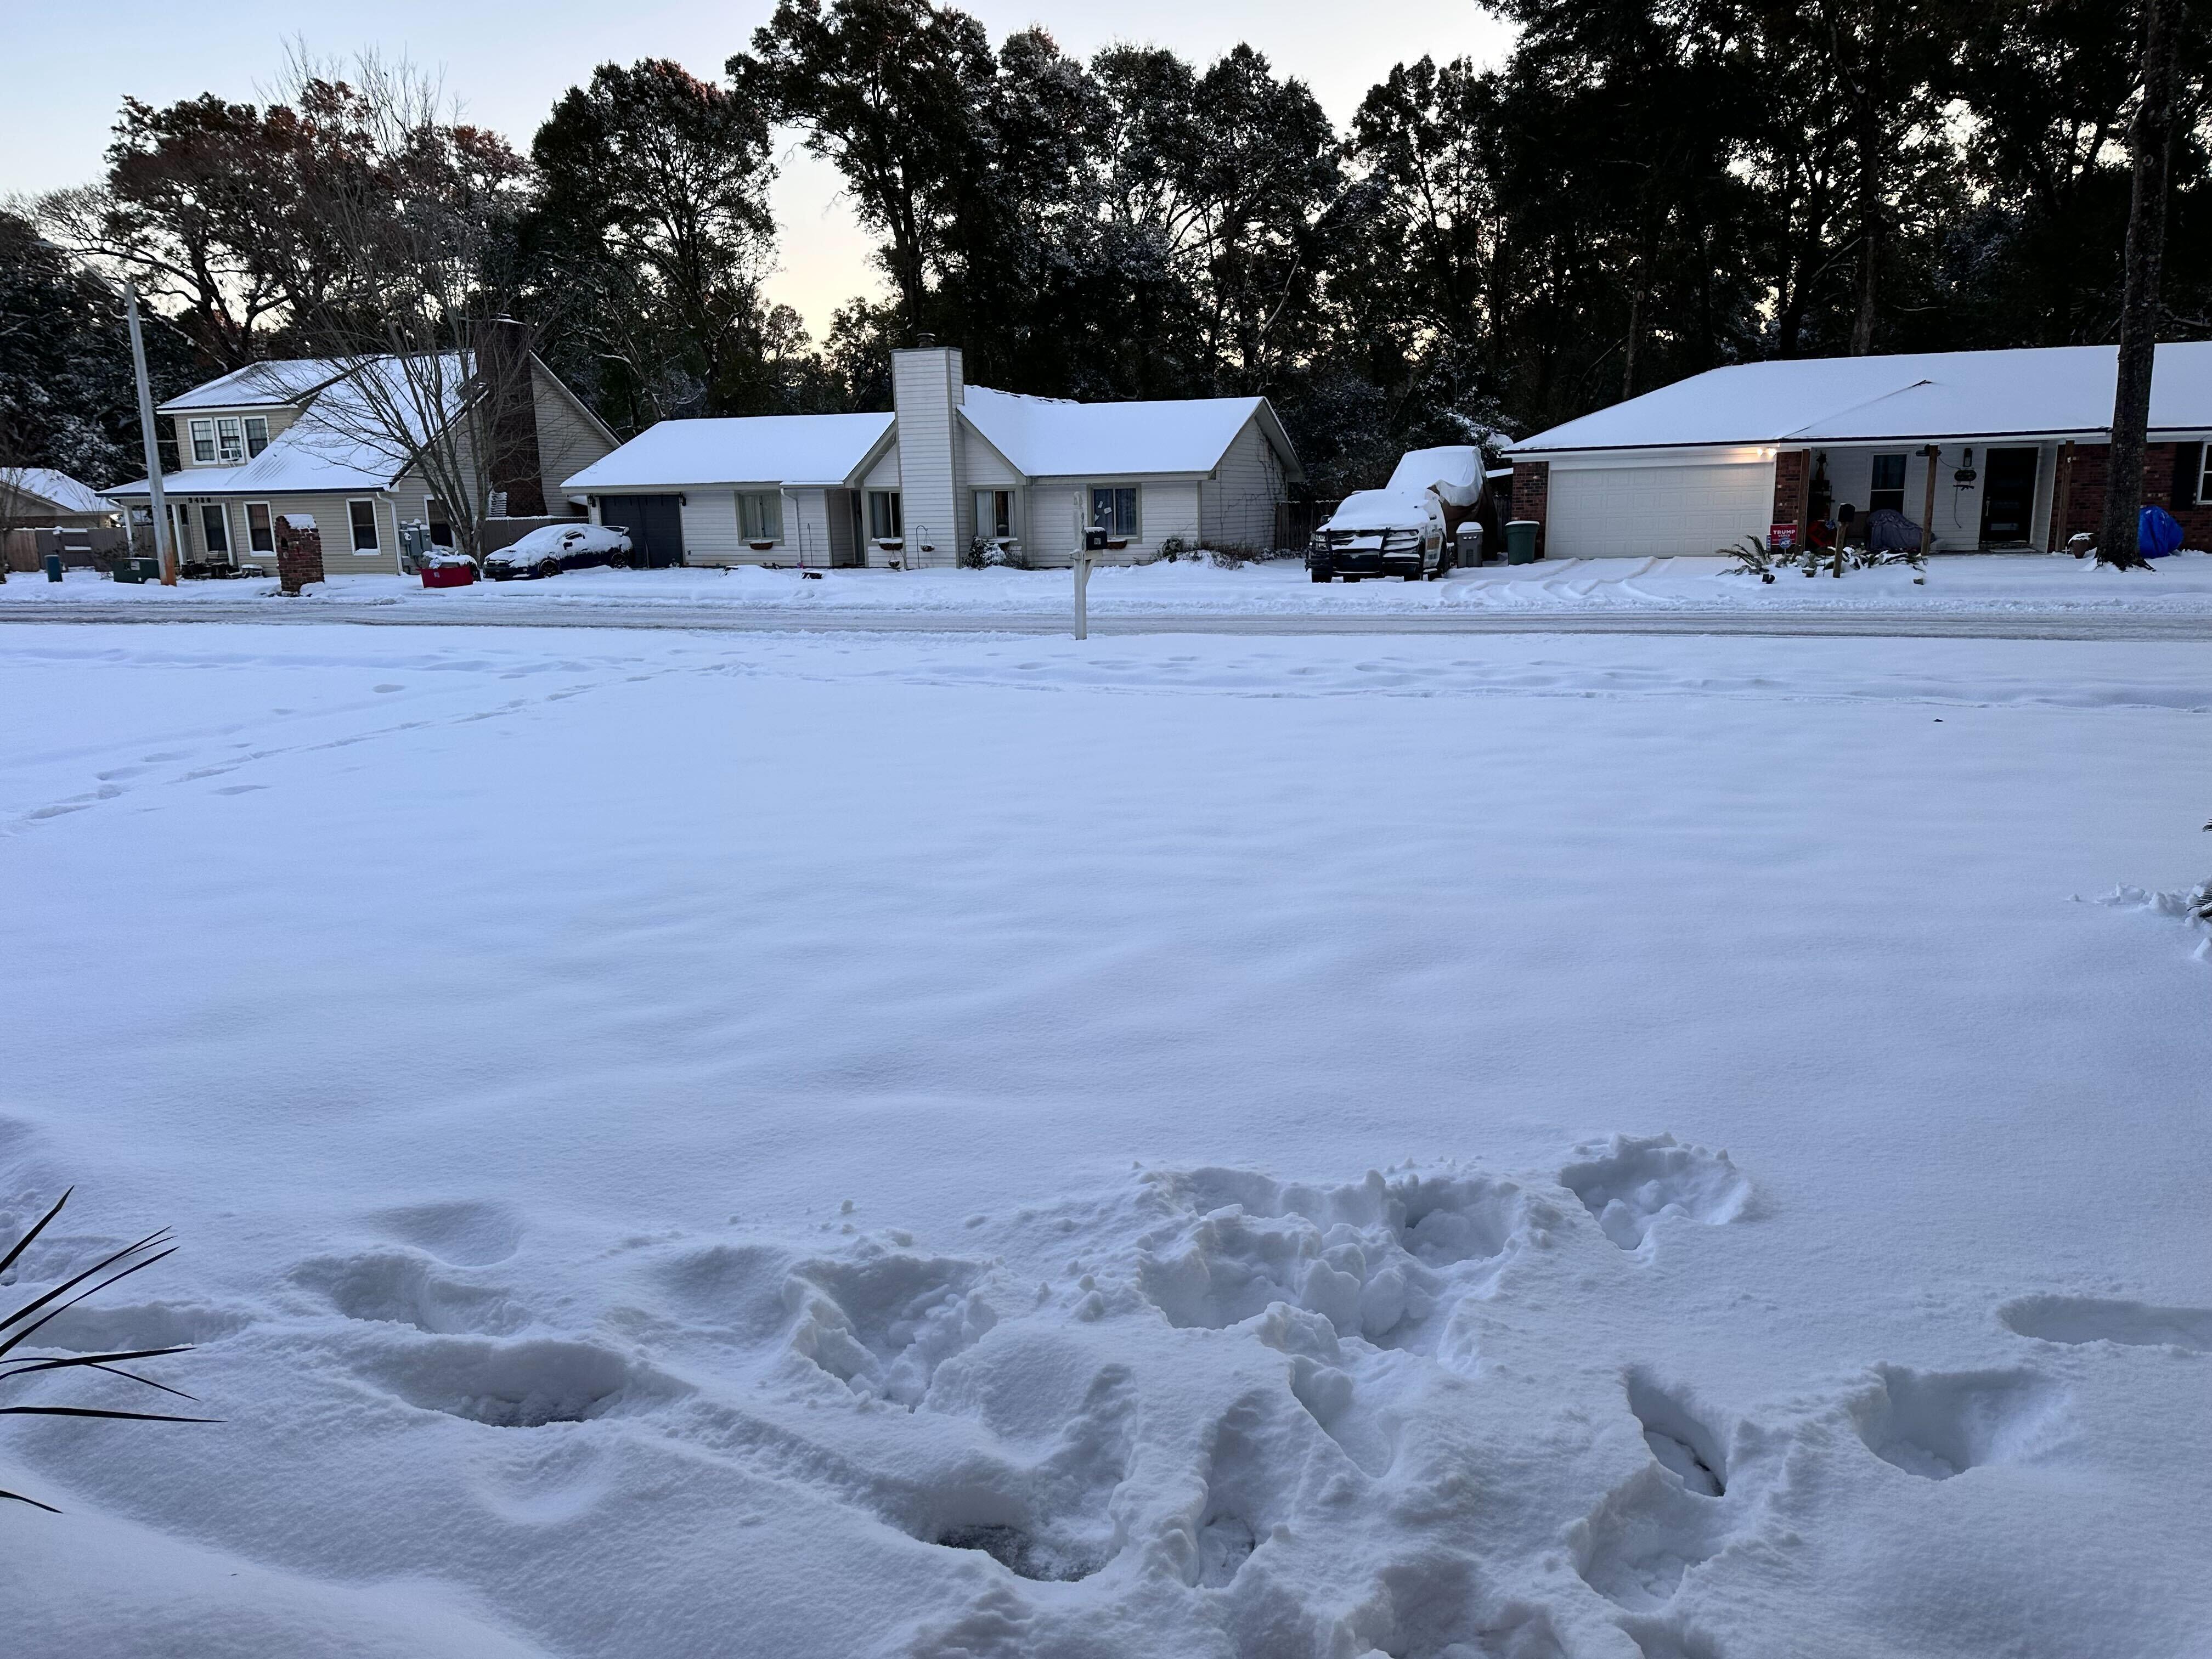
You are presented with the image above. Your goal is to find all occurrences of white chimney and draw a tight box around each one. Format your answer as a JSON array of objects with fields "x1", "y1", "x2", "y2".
[{"x1": 891, "y1": 346, "x2": 964, "y2": 566}]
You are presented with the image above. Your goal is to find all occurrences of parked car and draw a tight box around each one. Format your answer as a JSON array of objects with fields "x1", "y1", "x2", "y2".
[
  {"x1": 483, "y1": 523, "x2": 634, "y2": 581},
  {"x1": 1307, "y1": 445, "x2": 1499, "y2": 582}
]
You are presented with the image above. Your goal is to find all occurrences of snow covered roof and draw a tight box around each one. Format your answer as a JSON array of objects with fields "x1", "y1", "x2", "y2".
[
  {"x1": 1509, "y1": 342, "x2": 2212, "y2": 454},
  {"x1": 563, "y1": 413, "x2": 896, "y2": 492},
  {"x1": 2, "y1": 467, "x2": 114, "y2": 514},
  {"x1": 111, "y1": 356, "x2": 475, "y2": 498},
  {"x1": 158, "y1": 359, "x2": 352, "y2": 413},
  {"x1": 959, "y1": 387, "x2": 1302, "y2": 481}
]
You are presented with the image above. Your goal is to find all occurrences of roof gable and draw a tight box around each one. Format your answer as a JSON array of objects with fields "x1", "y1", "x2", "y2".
[
  {"x1": 561, "y1": 412, "x2": 897, "y2": 492},
  {"x1": 3, "y1": 467, "x2": 112, "y2": 514},
  {"x1": 957, "y1": 386, "x2": 1300, "y2": 478}
]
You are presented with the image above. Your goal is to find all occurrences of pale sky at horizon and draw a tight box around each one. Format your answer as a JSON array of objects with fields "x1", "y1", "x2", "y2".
[{"x1": 2, "y1": 0, "x2": 1513, "y2": 338}]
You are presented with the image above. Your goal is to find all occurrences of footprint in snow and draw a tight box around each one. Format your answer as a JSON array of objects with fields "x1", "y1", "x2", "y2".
[
  {"x1": 2000, "y1": 1294, "x2": 2212, "y2": 1352},
  {"x1": 1847, "y1": 1363, "x2": 2064, "y2": 1481},
  {"x1": 1558, "y1": 1135, "x2": 1751, "y2": 1252}
]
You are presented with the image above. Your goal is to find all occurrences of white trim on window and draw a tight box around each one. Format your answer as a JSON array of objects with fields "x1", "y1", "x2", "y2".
[
  {"x1": 244, "y1": 500, "x2": 275, "y2": 555},
  {"x1": 1087, "y1": 483, "x2": 1139, "y2": 540},
  {"x1": 737, "y1": 489, "x2": 784, "y2": 544},
  {"x1": 244, "y1": 416, "x2": 269, "y2": 458},
  {"x1": 188, "y1": 419, "x2": 216, "y2": 464},
  {"x1": 347, "y1": 498, "x2": 382, "y2": 554}
]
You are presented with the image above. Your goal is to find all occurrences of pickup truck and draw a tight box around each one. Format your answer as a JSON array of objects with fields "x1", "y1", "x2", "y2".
[{"x1": 1307, "y1": 445, "x2": 1500, "y2": 582}]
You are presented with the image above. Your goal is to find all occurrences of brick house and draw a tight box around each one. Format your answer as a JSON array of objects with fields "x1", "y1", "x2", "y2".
[{"x1": 1504, "y1": 343, "x2": 2212, "y2": 559}]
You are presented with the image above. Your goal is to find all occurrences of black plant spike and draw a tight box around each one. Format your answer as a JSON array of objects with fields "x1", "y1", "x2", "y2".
[{"x1": 0, "y1": 1191, "x2": 213, "y2": 1513}]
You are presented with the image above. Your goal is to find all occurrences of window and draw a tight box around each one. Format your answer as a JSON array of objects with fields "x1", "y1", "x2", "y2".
[
  {"x1": 245, "y1": 501, "x2": 274, "y2": 554},
  {"x1": 973, "y1": 489, "x2": 1013, "y2": 540},
  {"x1": 189, "y1": 419, "x2": 216, "y2": 464},
  {"x1": 867, "y1": 490, "x2": 903, "y2": 540},
  {"x1": 348, "y1": 499, "x2": 381, "y2": 553},
  {"x1": 198, "y1": 502, "x2": 230, "y2": 557},
  {"x1": 426, "y1": 498, "x2": 452, "y2": 546},
  {"x1": 1869, "y1": 453, "x2": 1908, "y2": 515},
  {"x1": 738, "y1": 490, "x2": 783, "y2": 544},
  {"x1": 1090, "y1": 485, "x2": 1138, "y2": 539},
  {"x1": 244, "y1": 416, "x2": 269, "y2": 458},
  {"x1": 216, "y1": 417, "x2": 244, "y2": 464}
]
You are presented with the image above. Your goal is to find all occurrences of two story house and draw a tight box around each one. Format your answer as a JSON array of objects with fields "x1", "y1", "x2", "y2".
[{"x1": 105, "y1": 344, "x2": 616, "y2": 573}]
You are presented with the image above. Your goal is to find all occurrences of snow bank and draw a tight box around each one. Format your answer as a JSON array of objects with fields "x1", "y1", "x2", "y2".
[
  {"x1": 11, "y1": 551, "x2": 2212, "y2": 623},
  {"x1": 0, "y1": 624, "x2": 2206, "y2": 1658}
]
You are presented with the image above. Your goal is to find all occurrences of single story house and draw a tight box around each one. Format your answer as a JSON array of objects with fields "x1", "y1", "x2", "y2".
[
  {"x1": 2, "y1": 467, "x2": 120, "y2": 530},
  {"x1": 105, "y1": 346, "x2": 617, "y2": 573},
  {"x1": 1504, "y1": 342, "x2": 2212, "y2": 558},
  {"x1": 562, "y1": 345, "x2": 1304, "y2": 568}
]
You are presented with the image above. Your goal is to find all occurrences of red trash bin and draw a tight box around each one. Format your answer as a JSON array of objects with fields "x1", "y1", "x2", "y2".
[{"x1": 420, "y1": 560, "x2": 476, "y2": 588}]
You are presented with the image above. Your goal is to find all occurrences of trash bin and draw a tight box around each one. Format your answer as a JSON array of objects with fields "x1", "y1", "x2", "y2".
[
  {"x1": 420, "y1": 560, "x2": 476, "y2": 589},
  {"x1": 111, "y1": 556, "x2": 159, "y2": 584},
  {"x1": 43, "y1": 552, "x2": 64, "y2": 583},
  {"x1": 1504, "y1": 520, "x2": 1541, "y2": 565}
]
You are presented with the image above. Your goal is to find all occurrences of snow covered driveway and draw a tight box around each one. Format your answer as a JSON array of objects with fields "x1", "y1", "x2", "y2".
[{"x1": 2, "y1": 624, "x2": 2207, "y2": 1659}]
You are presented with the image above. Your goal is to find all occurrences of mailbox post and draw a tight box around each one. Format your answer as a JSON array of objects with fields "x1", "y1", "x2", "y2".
[{"x1": 1073, "y1": 526, "x2": 1108, "y2": 639}]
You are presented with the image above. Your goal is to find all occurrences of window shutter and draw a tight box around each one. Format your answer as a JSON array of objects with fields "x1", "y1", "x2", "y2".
[{"x1": 2172, "y1": 443, "x2": 2203, "y2": 509}]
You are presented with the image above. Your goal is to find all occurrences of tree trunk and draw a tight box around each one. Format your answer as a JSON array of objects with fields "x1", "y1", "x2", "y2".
[
  {"x1": 1848, "y1": 25, "x2": 1883, "y2": 356},
  {"x1": 2098, "y1": 0, "x2": 2182, "y2": 572}
]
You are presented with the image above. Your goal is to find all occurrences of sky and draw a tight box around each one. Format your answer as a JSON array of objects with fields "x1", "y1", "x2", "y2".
[{"x1": 0, "y1": 0, "x2": 1513, "y2": 340}]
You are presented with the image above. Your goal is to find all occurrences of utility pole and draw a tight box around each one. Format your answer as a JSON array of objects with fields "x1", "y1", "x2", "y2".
[
  {"x1": 125, "y1": 285, "x2": 175, "y2": 585},
  {"x1": 2098, "y1": 0, "x2": 2182, "y2": 572}
]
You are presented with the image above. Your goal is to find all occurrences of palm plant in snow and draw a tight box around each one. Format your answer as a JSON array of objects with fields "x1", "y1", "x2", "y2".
[{"x1": 1, "y1": 1188, "x2": 213, "y2": 1511}]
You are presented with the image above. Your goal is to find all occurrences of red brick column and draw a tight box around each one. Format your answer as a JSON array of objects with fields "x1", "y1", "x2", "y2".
[
  {"x1": 1511, "y1": 460, "x2": 1550, "y2": 556},
  {"x1": 1771, "y1": 449, "x2": 1810, "y2": 543},
  {"x1": 2061, "y1": 444, "x2": 2109, "y2": 546},
  {"x1": 275, "y1": 514, "x2": 326, "y2": 595}
]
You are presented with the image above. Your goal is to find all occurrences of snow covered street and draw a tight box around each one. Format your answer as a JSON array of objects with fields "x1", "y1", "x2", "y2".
[
  {"x1": 7, "y1": 551, "x2": 2212, "y2": 640},
  {"x1": 2, "y1": 622, "x2": 2207, "y2": 1659}
]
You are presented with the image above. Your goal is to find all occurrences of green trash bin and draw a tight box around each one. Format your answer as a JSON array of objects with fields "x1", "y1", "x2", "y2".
[{"x1": 1505, "y1": 520, "x2": 1541, "y2": 565}]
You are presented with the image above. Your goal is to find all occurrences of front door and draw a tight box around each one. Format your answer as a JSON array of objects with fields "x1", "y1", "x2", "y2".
[{"x1": 1979, "y1": 448, "x2": 2039, "y2": 548}]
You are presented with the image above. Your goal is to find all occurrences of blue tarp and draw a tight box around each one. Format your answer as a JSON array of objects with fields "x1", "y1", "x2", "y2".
[{"x1": 2140, "y1": 504, "x2": 2185, "y2": 558}]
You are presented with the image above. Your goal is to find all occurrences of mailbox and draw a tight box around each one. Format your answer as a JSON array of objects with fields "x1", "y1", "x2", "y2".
[{"x1": 1084, "y1": 527, "x2": 1108, "y2": 551}]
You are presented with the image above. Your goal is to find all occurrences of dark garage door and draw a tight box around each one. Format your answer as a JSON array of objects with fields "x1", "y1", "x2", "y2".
[{"x1": 597, "y1": 495, "x2": 685, "y2": 568}]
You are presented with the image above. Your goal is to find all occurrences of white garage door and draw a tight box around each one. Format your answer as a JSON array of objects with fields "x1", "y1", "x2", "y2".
[{"x1": 1545, "y1": 461, "x2": 1774, "y2": 559}]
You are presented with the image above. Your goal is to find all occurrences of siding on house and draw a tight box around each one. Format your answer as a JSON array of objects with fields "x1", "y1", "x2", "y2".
[
  {"x1": 1199, "y1": 416, "x2": 1286, "y2": 551},
  {"x1": 167, "y1": 490, "x2": 403, "y2": 572},
  {"x1": 861, "y1": 445, "x2": 901, "y2": 489},
  {"x1": 1019, "y1": 476, "x2": 1201, "y2": 567},
  {"x1": 679, "y1": 492, "x2": 744, "y2": 563},
  {"x1": 172, "y1": 404, "x2": 306, "y2": 470},
  {"x1": 530, "y1": 363, "x2": 616, "y2": 513}
]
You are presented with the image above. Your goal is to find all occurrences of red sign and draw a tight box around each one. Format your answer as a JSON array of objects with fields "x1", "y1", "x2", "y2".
[{"x1": 1768, "y1": 522, "x2": 1798, "y2": 548}]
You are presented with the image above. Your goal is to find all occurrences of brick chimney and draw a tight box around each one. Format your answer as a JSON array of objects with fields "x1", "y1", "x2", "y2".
[{"x1": 475, "y1": 317, "x2": 546, "y2": 518}]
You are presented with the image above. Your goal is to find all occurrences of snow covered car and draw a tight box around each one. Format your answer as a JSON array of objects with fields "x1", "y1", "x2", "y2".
[
  {"x1": 1308, "y1": 445, "x2": 1498, "y2": 582},
  {"x1": 482, "y1": 523, "x2": 634, "y2": 581}
]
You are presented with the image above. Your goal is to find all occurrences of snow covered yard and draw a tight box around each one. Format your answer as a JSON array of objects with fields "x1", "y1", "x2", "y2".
[
  {"x1": 1, "y1": 622, "x2": 2207, "y2": 1659},
  {"x1": 9, "y1": 549, "x2": 2212, "y2": 623}
]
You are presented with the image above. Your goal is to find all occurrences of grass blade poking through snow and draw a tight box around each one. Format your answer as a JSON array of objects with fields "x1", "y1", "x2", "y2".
[{"x1": 0, "y1": 1189, "x2": 216, "y2": 1511}]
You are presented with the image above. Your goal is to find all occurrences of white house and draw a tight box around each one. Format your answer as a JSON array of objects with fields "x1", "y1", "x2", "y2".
[
  {"x1": 1504, "y1": 342, "x2": 2212, "y2": 558},
  {"x1": 562, "y1": 345, "x2": 1304, "y2": 568}
]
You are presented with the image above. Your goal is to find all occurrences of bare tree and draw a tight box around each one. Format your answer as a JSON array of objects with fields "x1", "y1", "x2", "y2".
[{"x1": 275, "y1": 52, "x2": 537, "y2": 557}]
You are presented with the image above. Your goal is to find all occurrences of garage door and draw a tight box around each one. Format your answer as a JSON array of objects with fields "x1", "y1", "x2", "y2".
[
  {"x1": 1544, "y1": 462, "x2": 1774, "y2": 559},
  {"x1": 596, "y1": 495, "x2": 685, "y2": 567}
]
